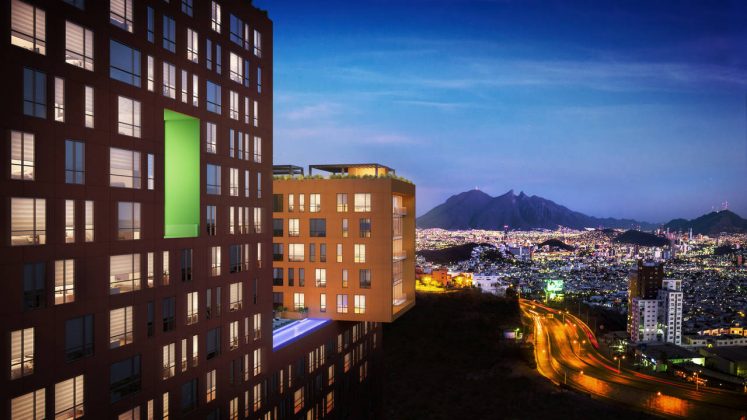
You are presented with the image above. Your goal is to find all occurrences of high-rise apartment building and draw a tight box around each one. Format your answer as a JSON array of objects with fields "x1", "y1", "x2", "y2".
[
  {"x1": 658, "y1": 279, "x2": 683, "y2": 345},
  {"x1": 627, "y1": 261, "x2": 683, "y2": 346},
  {"x1": 271, "y1": 164, "x2": 416, "y2": 323},
  {"x1": 0, "y1": 0, "x2": 275, "y2": 417}
]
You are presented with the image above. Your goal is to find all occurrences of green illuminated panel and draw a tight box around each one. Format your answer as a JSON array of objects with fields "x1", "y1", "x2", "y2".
[{"x1": 164, "y1": 109, "x2": 200, "y2": 238}]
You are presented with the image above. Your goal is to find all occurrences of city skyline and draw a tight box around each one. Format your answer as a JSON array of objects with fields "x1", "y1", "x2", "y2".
[{"x1": 259, "y1": 0, "x2": 747, "y2": 222}]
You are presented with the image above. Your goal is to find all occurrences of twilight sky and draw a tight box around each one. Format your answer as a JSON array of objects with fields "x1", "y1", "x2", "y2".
[{"x1": 255, "y1": 0, "x2": 747, "y2": 223}]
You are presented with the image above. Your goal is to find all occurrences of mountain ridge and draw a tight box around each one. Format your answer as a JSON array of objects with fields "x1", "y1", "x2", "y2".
[
  {"x1": 417, "y1": 189, "x2": 655, "y2": 230},
  {"x1": 663, "y1": 210, "x2": 747, "y2": 235}
]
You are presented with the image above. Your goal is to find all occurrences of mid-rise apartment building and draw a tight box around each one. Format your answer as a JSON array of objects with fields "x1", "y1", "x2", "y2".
[
  {"x1": 627, "y1": 261, "x2": 683, "y2": 346},
  {"x1": 271, "y1": 164, "x2": 416, "y2": 323},
  {"x1": 1, "y1": 0, "x2": 277, "y2": 418},
  {"x1": 658, "y1": 279, "x2": 683, "y2": 345}
]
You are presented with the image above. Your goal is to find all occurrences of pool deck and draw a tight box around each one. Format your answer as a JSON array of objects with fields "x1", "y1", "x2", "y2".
[{"x1": 272, "y1": 318, "x2": 331, "y2": 351}]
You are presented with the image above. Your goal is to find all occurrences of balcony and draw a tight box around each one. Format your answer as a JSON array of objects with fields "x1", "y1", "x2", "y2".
[
  {"x1": 393, "y1": 206, "x2": 407, "y2": 216},
  {"x1": 393, "y1": 250, "x2": 407, "y2": 261}
]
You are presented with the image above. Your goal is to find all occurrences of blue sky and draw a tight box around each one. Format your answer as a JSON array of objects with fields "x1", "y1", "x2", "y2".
[{"x1": 255, "y1": 0, "x2": 747, "y2": 223}]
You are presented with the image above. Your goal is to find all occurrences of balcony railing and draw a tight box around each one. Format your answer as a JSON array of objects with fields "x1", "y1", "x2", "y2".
[
  {"x1": 393, "y1": 206, "x2": 407, "y2": 216},
  {"x1": 393, "y1": 251, "x2": 406, "y2": 261}
]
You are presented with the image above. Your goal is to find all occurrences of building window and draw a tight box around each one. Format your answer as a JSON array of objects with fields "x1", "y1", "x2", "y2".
[
  {"x1": 54, "y1": 375, "x2": 84, "y2": 419},
  {"x1": 187, "y1": 28, "x2": 199, "y2": 62},
  {"x1": 23, "y1": 68, "x2": 46, "y2": 118},
  {"x1": 272, "y1": 267, "x2": 283, "y2": 286},
  {"x1": 336, "y1": 243, "x2": 343, "y2": 263},
  {"x1": 109, "y1": 254, "x2": 140, "y2": 294},
  {"x1": 11, "y1": 198, "x2": 45, "y2": 246},
  {"x1": 228, "y1": 320, "x2": 239, "y2": 351},
  {"x1": 229, "y1": 167, "x2": 239, "y2": 196},
  {"x1": 228, "y1": 90, "x2": 239, "y2": 120},
  {"x1": 210, "y1": 246, "x2": 221, "y2": 276},
  {"x1": 211, "y1": 1, "x2": 221, "y2": 32},
  {"x1": 65, "y1": 140, "x2": 85, "y2": 184},
  {"x1": 253, "y1": 136, "x2": 262, "y2": 163},
  {"x1": 336, "y1": 194, "x2": 348, "y2": 212},
  {"x1": 354, "y1": 244, "x2": 366, "y2": 263},
  {"x1": 206, "y1": 370, "x2": 217, "y2": 402},
  {"x1": 229, "y1": 282, "x2": 243, "y2": 311},
  {"x1": 162, "y1": 62, "x2": 176, "y2": 98},
  {"x1": 146, "y1": 6, "x2": 154, "y2": 42},
  {"x1": 117, "y1": 96, "x2": 141, "y2": 137},
  {"x1": 319, "y1": 293, "x2": 327, "y2": 312},
  {"x1": 10, "y1": 327, "x2": 34, "y2": 379},
  {"x1": 23, "y1": 262, "x2": 45, "y2": 310},
  {"x1": 181, "y1": 249, "x2": 193, "y2": 281},
  {"x1": 205, "y1": 122, "x2": 217, "y2": 153},
  {"x1": 315, "y1": 269, "x2": 327, "y2": 287},
  {"x1": 336, "y1": 295, "x2": 348, "y2": 313},
  {"x1": 54, "y1": 77, "x2": 65, "y2": 122},
  {"x1": 11, "y1": 0, "x2": 46, "y2": 55},
  {"x1": 181, "y1": 379, "x2": 198, "y2": 413},
  {"x1": 207, "y1": 327, "x2": 220, "y2": 359},
  {"x1": 206, "y1": 205, "x2": 216, "y2": 235},
  {"x1": 192, "y1": 74, "x2": 199, "y2": 106},
  {"x1": 253, "y1": 30, "x2": 262, "y2": 57},
  {"x1": 253, "y1": 100, "x2": 259, "y2": 126},
  {"x1": 147, "y1": 154, "x2": 154, "y2": 190},
  {"x1": 206, "y1": 81, "x2": 222, "y2": 114},
  {"x1": 342, "y1": 269, "x2": 348, "y2": 288},
  {"x1": 65, "y1": 314, "x2": 93, "y2": 362},
  {"x1": 286, "y1": 244, "x2": 304, "y2": 263},
  {"x1": 162, "y1": 343, "x2": 175, "y2": 379},
  {"x1": 354, "y1": 193, "x2": 371, "y2": 212},
  {"x1": 10, "y1": 131, "x2": 34, "y2": 181},
  {"x1": 65, "y1": 21, "x2": 94, "y2": 71},
  {"x1": 54, "y1": 259, "x2": 75, "y2": 304},
  {"x1": 84, "y1": 86, "x2": 94, "y2": 127},
  {"x1": 11, "y1": 388, "x2": 45, "y2": 419},
  {"x1": 64, "y1": 200, "x2": 75, "y2": 243},
  {"x1": 320, "y1": 243, "x2": 327, "y2": 262},
  {"x1": 162, "y1": 16, "x2": 176, "y2": 53},
  {"x1": 292, "y1": 292, "x2": 304, "y2": 311},
  {"x1": 182, "y1": 0, "x2": 193, "y2": 16},
  {"x1": 117, "y1": 202, "x2": 141, "y2": 240},
  {"x1": 229, "y1": 52, "x2": 242, "y2": 84},
  {"x1": 252, "y1": 348, "x2": 261, "y2": 376},
  {"x1": 110, "y1": 148, "x2": 141, "y2": 188},
  {"x1": 288, "y1": 219, "x2": 300, "y2": 237},
  {"x1": 359, "y1": 218, "x2": 372, "y2": 238},
  {"x1": 110, "y1": 355, "x2": 140, "y2": 403},
  {"x1": 257, "y1": 67, "x2": 262, "y2": 93},
  {"x1": 354, "y1": 295, "x2": 366, "y2": 314},
  {"x1": 110, "y1": 0, "x2": 133, "y2": 32},
  {"x1": 309, "y1": 194, "x2": 321, "y2": 213},
  {"x1": 109, "y1": 306, "x2": 133, "y2": 348},
  {"x1": 272, "y1": 218, "x2": 283, "y2": 237},
  {"x1": 186, "y1": 291, "x2": 198, "y2": 325},
  {"x1": 206, "y1": 164, "x2": 221, "y2": 194},
  {"x1": 253, "y1": 207, "x2": 262, "y2": 233},
  {"x1": 163, "y1": 297, "x2": 176, "y2": 332},
  {"x1": 110, "y1": 40, "x2": 141, "y2": 87},
  {"x1": 359, "y1": 269, "x2": 371, "y2": 288}
]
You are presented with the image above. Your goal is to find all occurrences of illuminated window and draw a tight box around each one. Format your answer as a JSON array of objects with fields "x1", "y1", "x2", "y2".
[
  {"x1": 10, "y1": 327, "x2": 34, "y2": 379},
  {"x1": 11, "y1": 388, "x2": 45, "y2": 419},
  {"x1": 206, "y1": 80, "x2": 222, "y2": 114},
  {"x1": 354, "y1": 244, "x2": 366, "y2": 263},
  {"x1": 229, "y1": 167, "x2": 239, "y2": 196},
  {"x1": 253, "y1": 313, "x2": 262, "y2": 340},
  {"x1": 110, "y1": 0, "x2": 133, "y2": 32},
  {"x1": 336, "y1": 194, "x2": 348, "y2": 212},
  {"x1": 162, "y1": 15, "x2": 176, "y2": 52},
  {"x1": 326, "y1": 391, "x2": 334, "y2": 414},
  {"x1": 253, "y1": 207, "x2": 262, "y2": 233},
  {"x1": 55, "y1": 375, "x2": 84, "y2": 419},
  {"x1": 229, "y1": 52, "x2": 242, "y2": 84},
  {"x1": 354, "y1": 295, "x2": 366, "y2": 314},
  {"x1": 192, "y1": 74, "x2": 199, "y2": 106},
  {"x1": 293, "y1": 388, "x2": 303, "y2": 414},
  {"x1": 309, "y1": 194, "x2": 321, "y2": 213},
  {"x1": 65, "y1": 21, "x2": 94, "y2": 71},
  {"x1": 11, "y1": 198, "x2": 45, "y2": 246},
  {"x1": 336, "y1": 295, "x2": 348, "y2": 313},
  {"x1": 293, "y1": 292, "x2": 305, "y2": 311},
  {"x1": 84, "y1": 86, "x2": 94, "y2": 127},
  {"x1": 10, "y1": 131, "x2": 34, "y2": 180},
  {"x1": 229, "y1": 320, "x2": 239, "y2": 350},
  {"x1": 320, "y1": 293, "x2": 327, "y2": 312},
  {"x1": 186, "y1": 291, "x2": 198, "y2": 325},
  {"x1": 210, "y1": 246, "x2": 221, "y2": 276},
  {"x1": 253, "y1": 101, "x2": 259, "y2": 127},
  {"x1": 117, "y1": 202, "x2": 141, "y2": 240},
  {"x1": 354, "y1": 193, "x2": 371, "y2": 212},
  {"x1": 117, "y1": 96, "x2": 141, "y2": 137},
  {"x1": 64, "y1": 200, "x2": 75, "y2": 243},
  {"x1": 109, "y1": 254, "x2": 141, "y2": 294},
  {"x1": 109, "y1": 306, "x2": 133, "y2": 348},
  {"x1": 23, "y1": 68, "x2": 46, "y2": 118},
  {"x1": 252, "y1": 383, "x2": 262, "y2": 412},
  {"x1": 54, "y1": 259, "x2": 75, "y2": 304},
  {"x1": 328, "y1": 365, "x2": 335, "y2": 386},
  {"x1": 110, "y1": 40, "x2": 141, "y2": 87},
  {"x1": 229, "y1": 90, "x2": 239, "y2": 120},
  {"x1": 253, "y1": 348, "x2": 262, "y2": 376},
  {"x1": 187, "y1": 28, "x2": 199, "y2": 62},
  {"x1": 162, "y1": 62, "x2": 176, "y2": 99},
  {"x1": 110, "y1": 148, "x2": 141, "y2": 188},
  {"x1": 205, "y1": 122, "x2": 217, "y2": 153},
  {"x1": 315, "y1": 269, "x2": 326, "y2": 287},
  {"x1": 229, "y1": 282, "x2": 243, "y2": 311},
  {"x1": 54, "y1": 77, "x2": 65, "y2": 121},
  {"x1": 11, "y1": 1, "x2": 45, "y2": 54},
  {"x1": 211, "y1": 1, "x2": 221, "y2": 32},
  {"x1": 162, "y1": 343, "x2": 175, "y2": 379},
  {"x1": 206, "y1": 164, "x2": 221, "y2": 195}
]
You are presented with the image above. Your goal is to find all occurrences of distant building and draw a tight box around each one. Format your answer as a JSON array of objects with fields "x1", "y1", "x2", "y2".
[
  {"x1": 627, "y1": 261, "x2": 683, "y2": 346},
  {"x1": 473, "y1": 274, "x2": 509, "y2": 296},
  {"x1": 658, "y1": 279, "x2": 684, "y2": 345}
]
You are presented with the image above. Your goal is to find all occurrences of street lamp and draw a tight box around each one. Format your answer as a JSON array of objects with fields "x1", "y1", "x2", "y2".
[{"x1": 613, "y1": 355, "x2": 625, "y2": 373}]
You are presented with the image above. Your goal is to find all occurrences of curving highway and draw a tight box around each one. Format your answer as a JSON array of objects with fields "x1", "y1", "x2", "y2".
[{"x1": 521, "y1": 299, "x2": 747, "y2": 419}]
